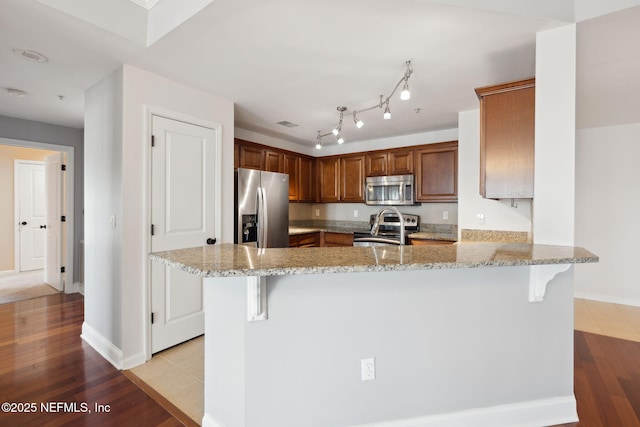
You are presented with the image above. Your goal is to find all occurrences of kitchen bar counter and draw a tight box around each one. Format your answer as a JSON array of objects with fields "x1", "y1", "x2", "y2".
[
  {"x1": 150, "y1": 242, "x2": 597, "y2": 278},
  {"x1": 150, "y1": 243, "x2": 597, "y2": 427}
]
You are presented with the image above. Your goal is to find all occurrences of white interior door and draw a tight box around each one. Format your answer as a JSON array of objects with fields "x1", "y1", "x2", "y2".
[
  {"x1": 151, "y1": 115, "x2": 218, "y2": 354},
  {"x1": 16, "y1": 161, "x2": 45, "y2": 272},
  {"x1": 44, "y1": 153, "x2": 64, "y2": 291}
]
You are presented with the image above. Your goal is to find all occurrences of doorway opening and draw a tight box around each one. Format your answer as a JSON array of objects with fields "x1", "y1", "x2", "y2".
[{"x1": 0, "y1": 139, "x2": 75, "y2": 304}]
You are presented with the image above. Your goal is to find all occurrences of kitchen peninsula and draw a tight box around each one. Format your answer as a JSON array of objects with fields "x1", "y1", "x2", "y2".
[{"x1": 150, "y1": 243, "x2": 597, "y2": 427}]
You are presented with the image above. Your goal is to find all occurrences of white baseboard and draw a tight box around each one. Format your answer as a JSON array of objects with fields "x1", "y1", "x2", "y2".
[
  {"x1": 202, "y1": 413, "x2": 225, "y2": 427},
  {"x1": 575, "y1": 292, "x2": 640, "y2": 308},
  {"x1": 81, "y1": 321, "x2": 123, "y2": 370},
  {"x1": 201, "y1": 396, "x2": 577, "y2": 427}
]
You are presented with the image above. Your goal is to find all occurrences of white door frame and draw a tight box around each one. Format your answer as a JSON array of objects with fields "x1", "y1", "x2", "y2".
[
  {"x1": 14, "y1": 160, "x2": 45, "y2": 272},
  {"x1": 143, "y1": 105, "x2": 222, "y2": 361},
  {"x1": 1, "y1": 137, "x2": 75, "y2": 291}
]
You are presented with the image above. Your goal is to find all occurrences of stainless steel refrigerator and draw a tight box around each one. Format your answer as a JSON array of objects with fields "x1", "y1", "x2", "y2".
[{"x1": 235, "y1": 168, "x2": 289, "y2": 248}]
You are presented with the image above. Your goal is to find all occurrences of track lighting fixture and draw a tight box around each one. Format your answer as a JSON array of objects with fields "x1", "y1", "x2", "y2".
[{"x1": 315, "y1": 60, "x2": 413, "y2": 148}]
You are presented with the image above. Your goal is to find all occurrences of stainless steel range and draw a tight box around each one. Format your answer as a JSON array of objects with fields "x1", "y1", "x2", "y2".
[{"x1": 353, "y1": 211, "x2": 420, "y2": 246}]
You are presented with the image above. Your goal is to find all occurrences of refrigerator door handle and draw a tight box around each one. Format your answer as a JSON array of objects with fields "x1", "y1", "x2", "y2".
[
  {"x1": 259, "y1": 186, "x2": 268, "y2": 248},
  {"x1": 257, "y1": 186, "x2": 267, "y2": 248}
]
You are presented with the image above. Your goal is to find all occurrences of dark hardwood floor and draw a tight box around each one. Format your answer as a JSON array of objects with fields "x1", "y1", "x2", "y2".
[
  {"x1": 0, "y1": 293, "x2": 184, "y2": 426},
  {"x1": 1, "y1": 293, "x2": 639, "y2": 427},
  {"x1": 558, "y1": 330, "x2": 640, "y2": 427}
]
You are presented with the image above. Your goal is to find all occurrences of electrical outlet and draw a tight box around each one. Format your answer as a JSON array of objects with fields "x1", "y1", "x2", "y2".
[
  {"x1": 315, "y1": 209, "x2": 320, "y2": 217},
  {"x1": 442, "y1": 211, "x2": 448, "y2": 220},
  {"x1": 361, "y1": 358, "x2": 375, "y2": 381},
  {"x1": 354, "y1": 210, "x2": 359, "y2": 218},
  {"x1": 477, "y1": 213, "x2": 485, "y2": 224}
]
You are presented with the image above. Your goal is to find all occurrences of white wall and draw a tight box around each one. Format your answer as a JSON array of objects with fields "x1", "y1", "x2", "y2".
[
  {"x1": 533, "y1": 25, "x2": 577, "y2": 245},
  {"x1": 575, "y1": 0, "x2": 640, "y2": 22},
  {"x1": 83, "y1": 64, "x2": 234, "y2": 368},
  {"x1": 574, "y1": 123, "x2": 640, "y2": 305}
]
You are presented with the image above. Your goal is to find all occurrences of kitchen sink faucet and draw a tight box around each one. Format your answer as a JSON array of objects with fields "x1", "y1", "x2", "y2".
[{"x1": 371, "y1": 206, "x2": 405, "y2": 245}]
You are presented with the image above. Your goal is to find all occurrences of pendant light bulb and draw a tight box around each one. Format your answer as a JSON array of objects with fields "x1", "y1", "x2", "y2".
[
  {"x1": 383, "y1": 102, "x2": 391, "y2": 120},
  {"x1": 353, "y1": 111, "x2": 364, "y2": 128},
  {"x1": 400, "y1": 80, "x2": 410, "y2": 100}
]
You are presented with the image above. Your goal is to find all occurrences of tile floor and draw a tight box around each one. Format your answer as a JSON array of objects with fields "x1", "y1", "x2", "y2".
[{"x1": 129, "y1": 298, "x2": 640, "y2": 425}]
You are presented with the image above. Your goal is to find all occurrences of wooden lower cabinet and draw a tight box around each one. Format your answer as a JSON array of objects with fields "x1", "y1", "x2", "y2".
[
  {"x1": 321, "y1": 232, "x2": 354, "y2": 247},
  {"x1": 409, "y1": 238, "x2": 455, "y2": 245},
  {"x1": 289, "y1": 232, "x2": 321, "y2": 248},
  {"x1": 290, "y1": 231, "x2": 354, "y2": 247}
]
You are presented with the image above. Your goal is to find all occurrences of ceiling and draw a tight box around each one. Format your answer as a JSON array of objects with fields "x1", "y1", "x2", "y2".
[{"x1": 0, "y1": 0, "x2": 638, "y2": 148}]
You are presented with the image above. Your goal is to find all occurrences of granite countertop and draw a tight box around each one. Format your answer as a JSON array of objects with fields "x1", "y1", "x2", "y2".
[
  {"x1": 407, "y1": 232, "x2": 457, "y2": 242},
  {"x1": 149, "y1": 243, "x2": 598, "y2": 278},
  {"x1": 289, "y1": 226, "x2": 363, "y2": 235}
]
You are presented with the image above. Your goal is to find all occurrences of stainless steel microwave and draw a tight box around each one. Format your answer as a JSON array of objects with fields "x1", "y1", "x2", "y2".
[{"x1": 365, "y1": 174, "x2": 414, "y2": 205}]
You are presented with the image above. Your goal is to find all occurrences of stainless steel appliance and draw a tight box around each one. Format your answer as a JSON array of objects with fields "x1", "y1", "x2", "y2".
[
  {"x1": 365, "y1": 174, "x2": 415, "y2": 206},
  {"x1": 235, "y1": 168, "x2": 289, "y2": 248},
  {"x1": 353, "y1": 210, "x2": 420, "y2": 246}
]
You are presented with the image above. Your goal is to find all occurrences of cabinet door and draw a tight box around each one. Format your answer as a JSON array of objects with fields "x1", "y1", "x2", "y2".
[
  {"x1": 415, "y1": 141, "x2": 458, "y2": 202},
  {"x1": 341, "y1": 155, "x2": 365, "y2": 202},
  {"x1": 298, "y1": 156, "x2": 315, "y2": 202},
  {"x1": 317, "y1": 157, "x2": 340, "y2": 202},
  {"x1": 284, "y1": 154, "x2": 299, "y2": 201},
  {"x1": 265, "y1": 150, "x2": 284, "y2": 173},
  {"x1": 366, "y1": 152, "x2": 387, "y2": 176},
  {"x1": 477, "y1": 79, "x2": 535, "y2": 199},
  {"x1": 389, "y1": 149, "x2": 414, "y2": 175},
  {"x1": 239, "y1": 144, "x2": 264, "y2": 170}
]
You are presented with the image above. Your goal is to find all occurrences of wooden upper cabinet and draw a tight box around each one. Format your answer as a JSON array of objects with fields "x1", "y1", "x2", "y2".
[
  {"x1": 388, "y1": 149, "x2": 414, "y2": 175},
  {"x1": 298, "y1": 156, "x2": 315, "y2": 202},
  {"x1": 415, "y1": 141, "x2": 458, "y2": 202},
  {"x1": 265, "y1": 149, "x2": 284, "y2": 173},
  {"x1": 238, "y1": 143, "x2": 264, "y2": 170},
  {"x1": 284, "y1": 154, "x2": 315, "y2": 202},
  {"x1": 366, "y1": 152, "x2": 388, "y2": 176},
  {"x1": 341, "y1": 155, "x2": 365, "y2": 202},
  {"x1": 475, "y1": 78, "x2": 535, "y2": 199},
  {"x1": 284, "y1": 154, "x2": 299, "y2": 201},
  {"x1": 317, "y1": 157, "x2": 340, "y2": 202}
]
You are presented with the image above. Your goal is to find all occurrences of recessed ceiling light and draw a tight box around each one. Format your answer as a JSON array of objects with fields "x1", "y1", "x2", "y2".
[
  {"x1": 12, "y1": 49, "x2": 48, "y2": 63},
  {"x1": 276, "y1": 120, "x2": 299, "y2": 128},
  {"x1": 7, "y1": 88, "x2": 28, "y2": 97}
]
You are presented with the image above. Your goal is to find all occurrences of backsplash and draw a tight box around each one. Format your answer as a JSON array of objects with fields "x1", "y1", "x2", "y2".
[{"x1": 289, "y1": 202, "x2": 458, "y2": 225}]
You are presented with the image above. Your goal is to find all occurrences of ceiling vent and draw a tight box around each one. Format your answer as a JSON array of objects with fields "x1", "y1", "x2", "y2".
[
  {"x1": 13, "y1": 49, "x2": 48, "y2": 63},
  {"x1": 276, "y1": 120, "x2": 299, "y2": 128}
]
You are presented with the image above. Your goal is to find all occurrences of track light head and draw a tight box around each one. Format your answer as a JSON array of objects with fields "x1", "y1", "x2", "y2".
[
  {"x1": 400, "y1": 79, "x2": 410, "y2": 100},
  {"x1": 337, "y1": 134, "x2": 345, "y2": 144},
  {"x1": 353, "y1": 111, "x2": 364, "y2": 128},
  {"x1": 383, "y1": 102, "x2": 391, "y2": 120}
]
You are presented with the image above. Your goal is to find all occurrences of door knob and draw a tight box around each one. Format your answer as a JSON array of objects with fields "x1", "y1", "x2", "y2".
[
  {"x1": 206, "y1": 238, "x2": 217, "y2": 245},
  {"x1": 40, "y1": 225, "x2": 47, "y2": 229},
  {"x1": 21, "y1": 221, "x2": 27, "y2": 226}
]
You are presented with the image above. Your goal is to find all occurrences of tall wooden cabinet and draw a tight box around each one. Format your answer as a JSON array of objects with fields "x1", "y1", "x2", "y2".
[
  {"x1": 475, "y1": 78, "x2": 535, "y2": 199},
  {"x1": 317, "y1": 157, "x2": 340, "y2": 202},
  {"x1": 415, "y1": 141, "x2": 458, "y2": 202},
  {"x1": 340, "y1": 155, "x2": 365, "y2": 202}
]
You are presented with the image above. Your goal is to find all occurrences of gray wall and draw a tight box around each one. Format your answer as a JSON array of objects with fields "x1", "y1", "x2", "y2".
[
  {"x1": 0, "y1": 115, "x2": 84, "y2": 283},
  {"x1": 205, "y1": 267, "x2": 575, "y2": 427}
]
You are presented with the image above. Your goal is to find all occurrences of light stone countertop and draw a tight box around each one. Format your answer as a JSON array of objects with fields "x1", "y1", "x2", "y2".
[
  {"x1": 149, "y1": 243, "x2": 598, "y2": 278},
  {"x1": 289, "y1": 226, "x2": 365, "y2": 235},
  {"x1": 407, "y1": 232, "x2": 457, "y2": 242}
]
